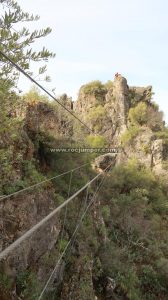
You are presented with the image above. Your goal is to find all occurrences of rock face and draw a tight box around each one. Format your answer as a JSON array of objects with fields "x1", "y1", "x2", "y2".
[
  {"x1": 151, "y1": 139, "x2": 168, "y2": 181},
  {"x1": 25, "y1": 101, "x2": 73, "y2": 140},
  {"x1": 116, "y1": 126, "x2": 154, "y2": 168},
  {"x1": 151, "y1": 139, "x2": 164, "y2": 167},
  {"x1": 75, "y1": 74, "x2": 167, "y2": 178},
  {"x1": 0, "y1": 188, "x2": 60, "y2": 265},
  {"x1": 74, "y1": 75, "x2": 153, "y2": 144},
  {"x1": 112, "y1": 75, "x2": 129, "y2": 128},
  {"x1": 74, "y1": 83, "x2": 106, "y2": 115},
  {"x1": 75, "y1": 75, "x2": 130, "y2": 143},
  {"x1": 0, "y1": 189, "x2": 62, "y2": 300},
  {"x1": 0, "y1": 121, "x2": 62, "y2": 300},
  {"x1": 105, "y1": 75, "x2": 129, "y2": 140},
  {"x1": 93, "y1": 154, "x2": 117, "y2": 172},
  {"x1": 59, "y1": 93, "x2": 73, "y2": 110},
  {"x1": 129, "y1": 85, "x2": 153, "y2": 103},
  {"x1": 0, "y1": 99, "x2": 75, "y2": 299}
]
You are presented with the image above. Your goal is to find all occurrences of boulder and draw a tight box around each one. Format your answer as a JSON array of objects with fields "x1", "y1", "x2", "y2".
[{"x1": 93, "y1": 153, "x2": 117, "y2": 171}]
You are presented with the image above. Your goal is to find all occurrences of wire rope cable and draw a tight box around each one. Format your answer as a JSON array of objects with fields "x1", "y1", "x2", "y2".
[
  {"x1": 0, "y1": 167, "x2": 109, "y2": 261},
  {"x1": 58, "y1": 170, "x2": 73, "y2": 254},
  {"x1": 0, "y1": 163, "x2": 89, "y2": 202},
  {"x1": 0, "y1": 48, "x2": 93, "y2": 133},
  {"x1": 37, "y1": 163, "x2": 112, "y2": 300}
]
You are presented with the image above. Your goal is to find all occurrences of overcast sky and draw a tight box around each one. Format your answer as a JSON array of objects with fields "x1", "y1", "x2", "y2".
[{"x1": 17, "y1": 0, "x2": 168, "y2": 123}]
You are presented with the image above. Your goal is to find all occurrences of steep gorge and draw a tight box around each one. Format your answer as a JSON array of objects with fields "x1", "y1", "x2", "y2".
[{"x1": 0, "y1": 75, "x2": 168, "y2": 300}]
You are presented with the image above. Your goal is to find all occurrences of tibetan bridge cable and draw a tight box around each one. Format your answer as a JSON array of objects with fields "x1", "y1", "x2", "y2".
[
  {"x1": 0, "y1": 48, "x2": 93, "y2": 133},
  {"x1": 0, "y1": 163, "x2": 89, "y2": 203},
  {"x1": 37, "y1": 164, "x2": 110, "y2": 300},
  {"x1": 0, "y1": 163, "x2": 112, "y2": 261}
]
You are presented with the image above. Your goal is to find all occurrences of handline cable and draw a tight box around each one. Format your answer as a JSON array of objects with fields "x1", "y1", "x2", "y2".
[
  {"x1": 82, "y1": 184, "x2": 90, "y2": 215},
  {"x1": 68, "y1": 184, "x2": 90, "y2": 253},
  {"x1": 59, "y1": 170, "x2": 73, "y2": 254},
  {"x1": 60, "y1": 180, "x2": 90, "y2": 257},
  {"x1": 0, "y1": 163, "x2": 89, "y2": 202},
  {"x1": 0, "y1": 168, "x2": 107, "y2": 261}
]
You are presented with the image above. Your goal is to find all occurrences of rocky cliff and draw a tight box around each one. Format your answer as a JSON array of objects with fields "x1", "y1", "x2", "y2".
[{"x1": 75, "y1": 75, "x2": 168, "y2": 180}]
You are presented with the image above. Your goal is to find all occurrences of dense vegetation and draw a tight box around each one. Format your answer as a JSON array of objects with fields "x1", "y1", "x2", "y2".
[
  {"x1": 0, "y1": 1, "x2": 168, "y2": 300},
  {"x1": 96, "y1": 160, "x2": 168, "y2": 300}
]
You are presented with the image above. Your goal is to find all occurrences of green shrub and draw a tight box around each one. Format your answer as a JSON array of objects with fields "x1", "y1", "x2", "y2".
[
  {"x1": 102, "y1": 160, "x2": 166, "y2": 211},
  {"x1": 128, "y1": 102, "x2": 148, "y2": 125},
  {"x1": 98, "y1": 160, "x2": 168, "y2": 299},
  {"x1": 117, "y1": 269, "x2": 141, "y2": 300},
  {"x1": 105, "y1": 80, "x2": 113, "y2": 90},
  {"x1": 85, "y1": 135, "x2": 107, "y2": 148},
  {"x1": 58, "y1": 238, "x2": 69, "y2": 252},
  {"x1": 24, "y1": 86, "x2": 49, "y2": 104},
  {"x1": 87, "y1": 105, "x2": 106, "y2": 132},
  {"x1": 0, "y1": 273, "x2": 12, "y2": 290},
  {"x1": 54, "y1": 193, "x2": 65, "y2": 205},
  {"x1": 140, "y1": 265, "x2": 164, "y2": 295},
  {"x1": 154, "y1": 127, "x2": 168, "y2": 140},
  {"x1": 93, "y1": 257, "x2": 103, "y2": 280},
  {"x1": 140, "y1": 143, "x2": 151, "y2": 154},
  {"x1": 2, "y1": 159, "x2": 46, "y2": 195},
  {"x1": 151, "y1": 101, "x2": 159, "y2": 111},
  {"x1": 22, "y1": 160, "x2": 45, "y2": 183},
  {"x1": 156, "y1": 258, "x2": 168, "y2": 283},
  {"x1": 81, "y1": 80, "x2": 107, "y2": 96},
  {"x1": 128, "y1": 101, "x2": 164, "y2": 131},
  {"x1": 98, "y1": 223, "x2": 107, "y2": 236},
  {"x1": 162, "y1": 160, "x2": 168, "y2": 170},
  {"x1": 120, "y1": 126, "x2": 141, "y2": 145},
  {"x1": 101, "y1": 205, "x2": 111, "y2": 222},
  {"x1": 87, "y1": 105, "x2": 105, "y2": 119},
  {"x1": 16, "y1": 271, "x2": 41, "y2": 300}
]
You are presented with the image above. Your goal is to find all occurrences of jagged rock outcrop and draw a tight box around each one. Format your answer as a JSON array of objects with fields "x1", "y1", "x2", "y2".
[
  {"x1": 75, "y1": 75, "x2": 129, "y2": 141},
  {"x1": 0, "y1": 184, "x2": 61, "y2": 300},
  {"x1": 151, "y1": 139, "x2": 164, "y2": 166},
  {"x1": 129, "y1": 85, "x2": 153, "y2": 103},
  {"x1": 25, "y1": 101, "x2": 73, "y2": 140},
  {"x1": 0, "y1": 100, "x2": 73, "y2": 299},
  {"x1": 59, "y1": 93, "x2": 73, "y2": 110},
  {"x1": 74, "y1": 83, "x2": 106, "y2": 115},
  {"x1": 75, "y1": 74, "x2": 167, "y2": 180},
  {"x1": 93, "y1": 153, "x2": 117, "y2": 172},
  {"x1": 104, "y1": 75, "x2": 129, "y2": 141},
  {"x1": 75, "y1": 75, "x2": 154, "y2": 144},
  {"x1": 116, "y1": 127, "x2": 154, "y2": 168},
  {"x1": 151, "y1": 139, "x2": 168, "y2": 181},
  {"x1": 112, "y1": 75, "x2": 129, "y2": 129}
]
